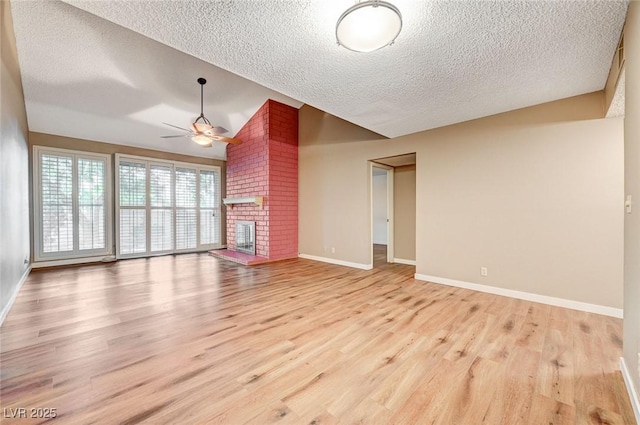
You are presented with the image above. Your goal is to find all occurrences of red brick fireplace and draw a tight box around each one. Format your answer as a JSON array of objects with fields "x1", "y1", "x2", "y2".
[{"x1": 210, "y1": 99, "x2": 298, "y2": 265}]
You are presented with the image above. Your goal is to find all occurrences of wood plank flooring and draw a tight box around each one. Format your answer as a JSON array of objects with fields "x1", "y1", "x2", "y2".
[
  {"x1": 0, "y1": 253, "x2": 635, "y2": 424},
  {"x1": 373, "y1": 244, "x2": 387, "y2": 268}
]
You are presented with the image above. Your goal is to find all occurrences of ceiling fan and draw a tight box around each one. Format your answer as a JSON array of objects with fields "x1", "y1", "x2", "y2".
[{"x1": 161, "y1": 77, "x2": 242, "y2": 147}]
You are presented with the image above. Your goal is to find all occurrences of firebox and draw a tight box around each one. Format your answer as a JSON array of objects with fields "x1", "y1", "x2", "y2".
[{"x1": 235, "y1": 221, "x2": 256, "y2": 255}]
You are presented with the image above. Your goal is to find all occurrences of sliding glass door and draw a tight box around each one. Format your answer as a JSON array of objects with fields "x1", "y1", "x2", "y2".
[{"x1": 116, "y1": 155, "x2": 221, "y2": 258}]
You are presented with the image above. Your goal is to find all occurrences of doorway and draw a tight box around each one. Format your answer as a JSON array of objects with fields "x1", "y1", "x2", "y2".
[
  {"x1": 371, "y1": 164, "x2": 393, "y2": 267},
  {"x1": 370, "y1": 153, "x2": 416, "y2": 268}
]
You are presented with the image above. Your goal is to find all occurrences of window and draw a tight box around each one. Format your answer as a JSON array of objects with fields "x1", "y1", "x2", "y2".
[
  {"x1": 175, "y1": 167, "x2": 197, "y2": 250},
  {"x1": 34, "y1": 147, "x2": 112, "y2": 261},
  {"x1": 150, "y1": 164, "x2": 173, "y2": 252},
  {"x1": 116, "y1": 155, "x2": 221, "y2": 258},
  {"x1": 118, "y1": 160, "x2": 147, "y2": 255},
  {"x1": 199, "y1": 169, "x2": 221, "y2": 245}
]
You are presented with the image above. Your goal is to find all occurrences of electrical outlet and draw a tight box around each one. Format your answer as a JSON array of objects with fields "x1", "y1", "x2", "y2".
[
  {"x1": 480, "y1": 267, "x2": 488, "y2": 277},
  {"x1": 331, "y1": 247, "x2": 335, "y2": 253}
]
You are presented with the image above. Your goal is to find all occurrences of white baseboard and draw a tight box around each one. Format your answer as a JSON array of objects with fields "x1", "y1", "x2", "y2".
[
  {"x1": 298, "y1": 254, "x2": 372, "y2": 270},
  {"x1": 414, "y1": 273, "x2": 623, "y2": 318},
  {"x1": 620, "y1": 357, "x2": 640, "y2": 423},
  {"x1": 393, "y1": 258, "x2": 416, "y2": 266},
  {"x1": 0, "y1": 265, "x2": 31, "y2": 327},
  {"x1": 32, "y1": 255, "x2": 116, "y2": 268}
]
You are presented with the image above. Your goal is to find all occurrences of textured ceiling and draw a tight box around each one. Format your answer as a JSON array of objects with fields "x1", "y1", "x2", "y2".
[
  {"x1": 606, "y1": 68, "x2": 625, "y2": 118},
  {"x1": 12, "y1": 1, "x2": 628, "y2": 159},
  {"x1": 10, "y1": 1, "x2": 301, "y2": 159}
]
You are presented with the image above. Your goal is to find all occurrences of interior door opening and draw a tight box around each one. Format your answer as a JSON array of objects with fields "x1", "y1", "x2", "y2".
[
  {"x1": 370, "y1": 153, "x2": 416, "y2": 269},
  {"x1": 371, "y1": 163, "x2": 393, "y2": 267}
]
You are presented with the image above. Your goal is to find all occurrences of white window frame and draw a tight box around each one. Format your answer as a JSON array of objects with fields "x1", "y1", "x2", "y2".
[
  {"x1": 33, "y1": 146, "x2": 113, "y2": 262},
  {"x1": 115, "y1": 154, "x2": 222, "y2": 259}
]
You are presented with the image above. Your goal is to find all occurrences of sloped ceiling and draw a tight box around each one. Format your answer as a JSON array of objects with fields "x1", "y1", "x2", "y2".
[
  {"x1": 11, "y1": 1, "x2": 302, "y2": 159},
  {"x1": 12, "y1": 0, "x2": 628, "y2": 159}
]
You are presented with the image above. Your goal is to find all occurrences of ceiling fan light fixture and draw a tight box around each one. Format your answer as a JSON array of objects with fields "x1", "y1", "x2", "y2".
[
  {"x1": 193, "y1": 121, "x2": 213, "y2": 133},
  {"x1": 192, "y1": 134, "x2": 212, "y2": 146},
  {"x1": 336, "y1": 0, "x2": 402, "y2": 53},
  {"x1": 161, "y1": 78, "x2": 242, "y2": 146}
]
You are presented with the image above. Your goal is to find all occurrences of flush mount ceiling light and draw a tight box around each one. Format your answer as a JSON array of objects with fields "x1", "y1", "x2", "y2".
[{"x1": 336, "y1": 0, "x2": 402, "y2": 53}]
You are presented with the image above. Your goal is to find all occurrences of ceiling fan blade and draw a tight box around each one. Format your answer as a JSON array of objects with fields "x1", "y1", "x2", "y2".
[
  {"x1": 210, "y1": 135, "x2": 242, "y2": 145},
  {"x1": 162, "y1": 122, "x2": 192, "y2": 132},
  {"x1": 209, "y1": 126, "x2": 228, "y2": 135},
  {"x1": 161, "y1": 134, "x2": 190, "y2": 138}
]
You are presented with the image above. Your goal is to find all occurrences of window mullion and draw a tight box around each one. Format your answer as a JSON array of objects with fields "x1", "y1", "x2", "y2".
[
  {"x1": 145, "y1": 162, "x2": 151, "y2": 256},
  {"x1": 196, "y1": 169, "x2": 201, "y2": 249},
  {"x1": 173, "y1": 165, "x2": 177, "y2": 252},
  {"x1": 72, "y1": 154, "x2": 79, "y2": 255}
]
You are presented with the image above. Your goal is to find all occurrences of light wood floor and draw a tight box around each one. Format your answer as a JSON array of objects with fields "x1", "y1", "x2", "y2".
[
  {"x1": 0, "y1": 254, "x2": 635, "y2": 424},
  {"x1": 373, "y1": 244, "x2": 387, "y2": 268}
]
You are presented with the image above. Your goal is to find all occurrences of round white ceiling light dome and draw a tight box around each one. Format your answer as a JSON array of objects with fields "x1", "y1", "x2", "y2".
[{"x1": 336, "y1": 1, "x2": 402, "y2": 53}]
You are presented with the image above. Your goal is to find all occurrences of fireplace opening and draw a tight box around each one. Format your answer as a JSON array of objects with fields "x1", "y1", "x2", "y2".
[{"x1": 235, "y1": 221, "x2": 256, "y2": 255}]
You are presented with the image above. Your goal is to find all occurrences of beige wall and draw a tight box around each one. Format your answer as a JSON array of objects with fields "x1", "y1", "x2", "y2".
[
  {"x1": 624, "y1": 0, "x2": 640, "y2": 405},
  {"x1": 394, "y1": 164, "x2": 416, "y2": 262},
  {"x1": 1, "y1": 0, "x2": 31, "y2": 320},
  {"x1": 29, "y1": 132, "x2": 228, "y2": 249},
  {"x1": 299, "y1": 108, "x2": 386, "y2": 260},
  {"x1": 29, "y1": 132, "x2": 226, "y2": 167},
  {"x1": 299, "y1": 92, "x2": 623, "y2": 309}
]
